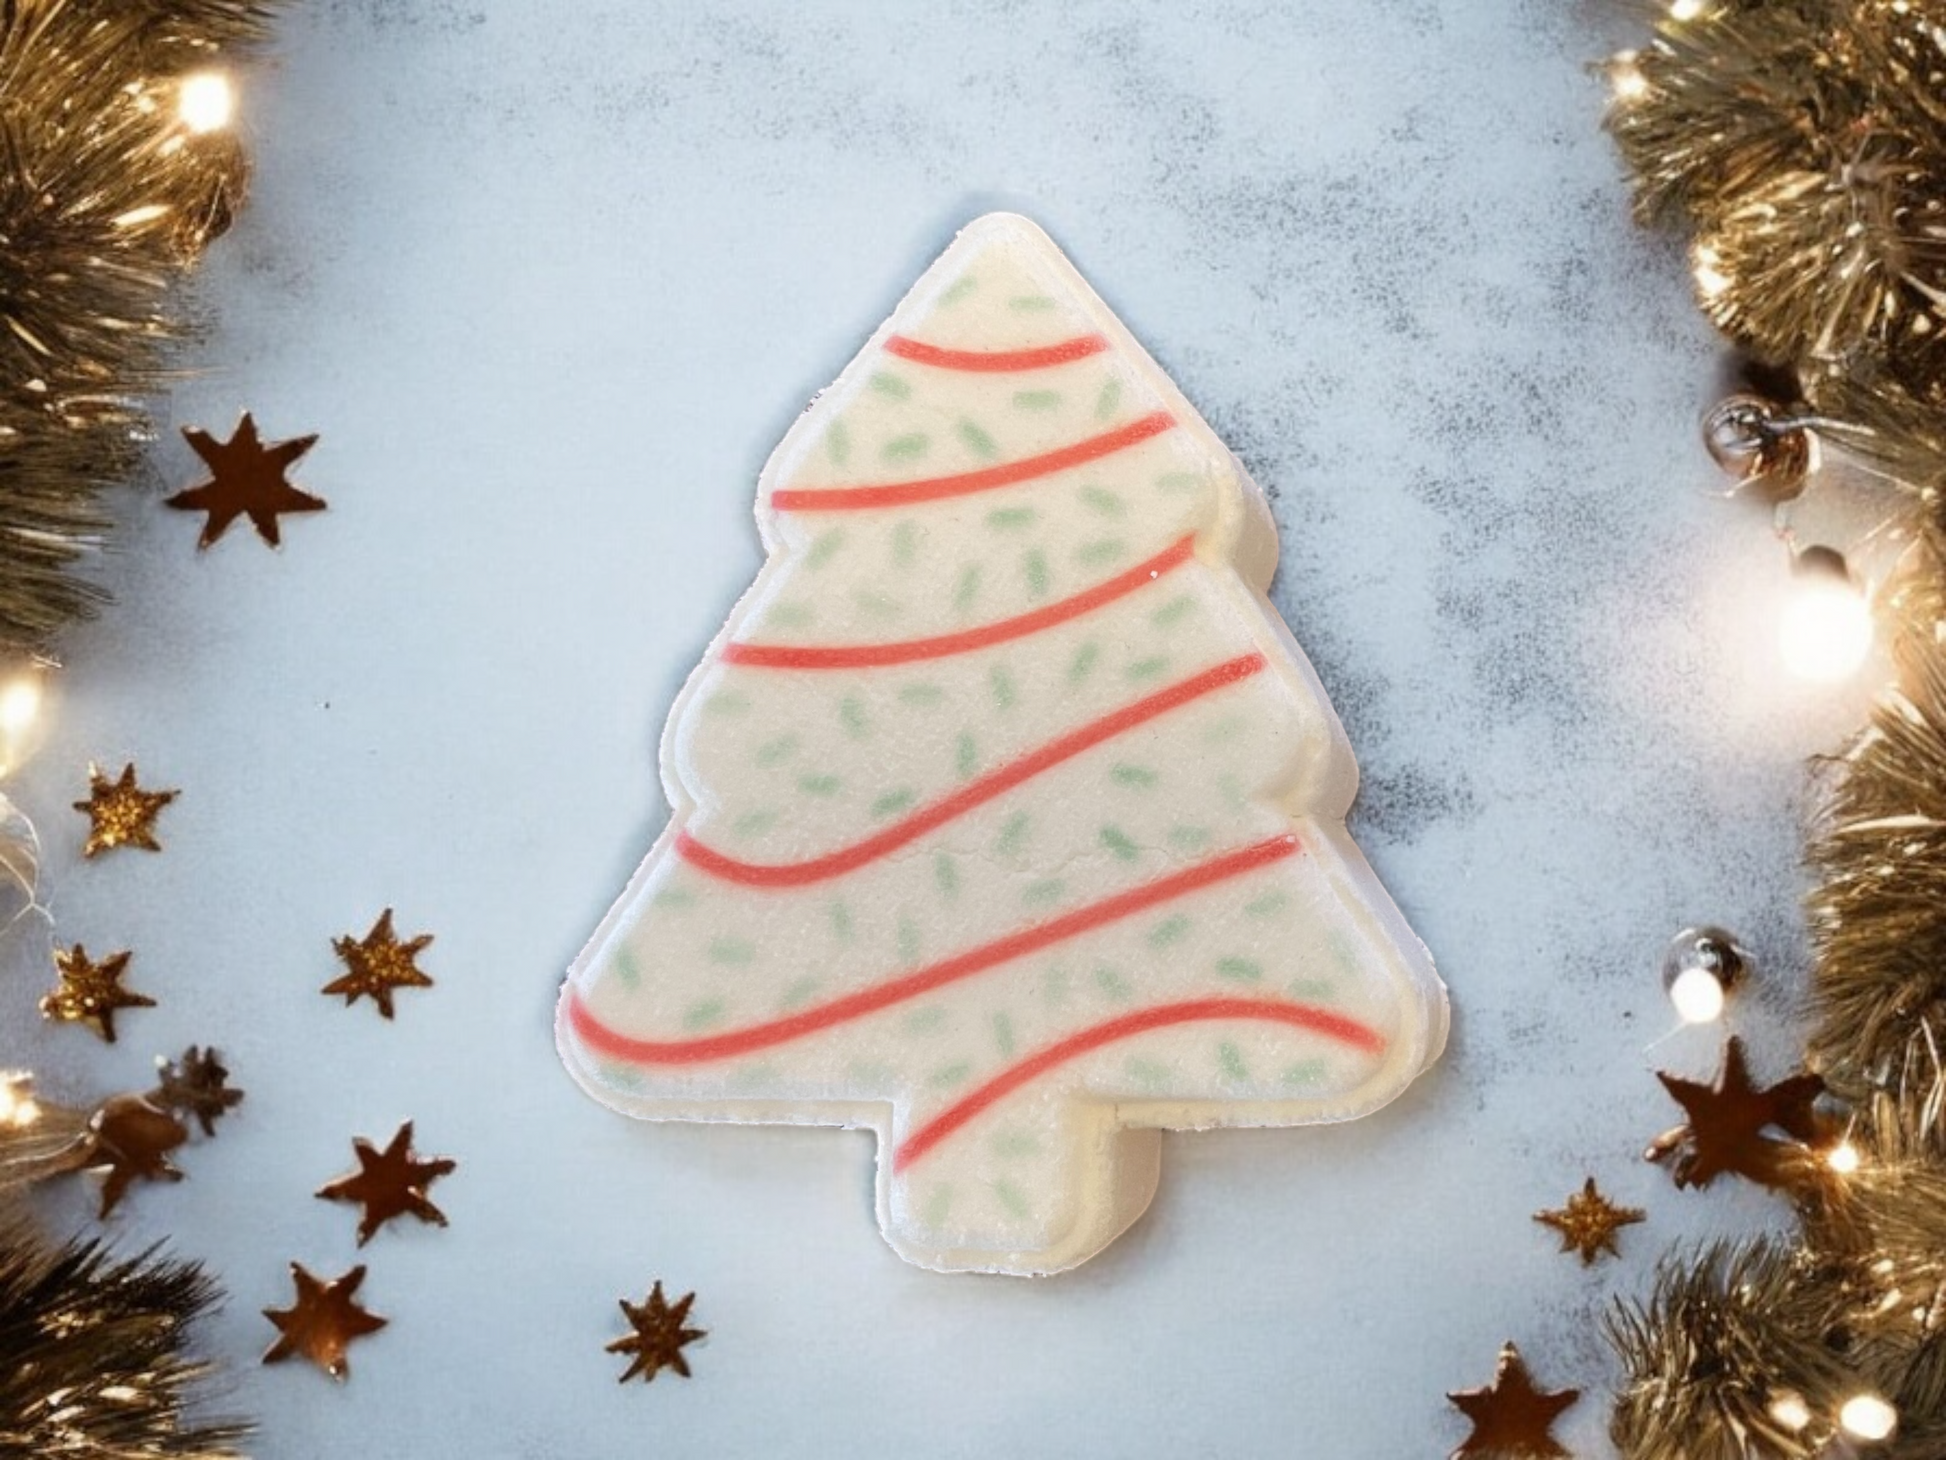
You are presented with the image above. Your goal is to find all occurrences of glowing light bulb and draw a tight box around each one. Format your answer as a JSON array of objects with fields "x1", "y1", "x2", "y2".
[
  {"x1": 1768, "y1": 1392, "x2": 1812, "y2": 1432},
  {"x1": 1660, "y1": 927, "x2": 1746, "y2": 1023},
  {"x1": 0, "y1": 1076, "x2": 37, "y2": 1128},
  {"x1": 1828, "y1": 1140, "x2": 1862, "y2": 1175},
  {"x1": 1609, "y1": 53, "x2": 1648, "y2": 103},
  {"x1": 1840, "y1": 1392, "x2": 1898, "y2": 1442},
  {"x1": 1693, "y1": 243, "x2": 1732, "y2": 300},
  {"x1": 1670, "y1": 0, "x2": 1705, "y2": 19},
  {"x1": 0, "y1": 669, "x2": 49, "y2": 778},
  {"x1": 1779, "y1": 548, "x2": 1873, "y2": 683},
  {"x1": 178, "y1": 71, "x2": 235, "y2": 133},
  {"x1": 1668, "y1": 965, "x2": 1726, "y2": 1023}
]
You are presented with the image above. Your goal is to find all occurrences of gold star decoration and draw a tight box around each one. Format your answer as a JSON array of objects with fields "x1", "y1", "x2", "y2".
[
  {"x1": 607, "y1": 1281, "x2": 705, "y2": 1385},
  {"x1": 322, "y1": 909, "x2": 434, "y2": 1019},
  {"x1": 1447, "y1": 1341, "x2": 1580, "y2": 1460},
  {"x1": 72, "y1": 761, "x2": 178, "y2": 856},
  {"x1": 84, "y1": 1092, "x2": 188, "y2": 1217},
  {"x1": 316, "y1": 1120, "x2": 456, "y2": 1245},
  {"x1": 166, "y1": 413, "x2": 326, "y2": 548},
  {"x1": 262, "y1": 1263, "x2": 388, "y2": 1380},
  {"x1": 40, "y1": 944, "x2": 153, "y2": 1043},
  {"x1": 1646, "y1": 1036, "x2": 1827, "y2": 1190},
  {"x1": 1534, "y1": 1177, "x2": 1645, "y2": 1266},
  {"x1": 151, "y1": 1045, "x2": 245, "y2": 1137}
]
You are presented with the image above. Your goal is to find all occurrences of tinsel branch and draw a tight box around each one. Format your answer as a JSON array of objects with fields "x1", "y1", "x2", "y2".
[
  {"x1": 0, "y1": 0, "x2": 282, "y2": 654},
  {"x1": 0, "y1": 1228, "x2": 248, "y2": 1458}
]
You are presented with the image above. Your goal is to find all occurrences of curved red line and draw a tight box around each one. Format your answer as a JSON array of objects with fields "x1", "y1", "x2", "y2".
[
  {"x1": 725, "y1": 535, "x2": 1196, "y2": 670},
  {"x1": 893, "y1": 998, "x2": 1386, "y2": 1173},
  {"x1": 884, "y1": 333, "x2": 1109, "y2": 372},
  {"x1": 679, "y1": 652, "x2": 1266, "y2": 887},
  {"x1": 772, "y1": 412, "x2": 1176, "y2": 512},
  {"x1": 565, "y1": 835, "x2": 1302, "y2": 1066}
]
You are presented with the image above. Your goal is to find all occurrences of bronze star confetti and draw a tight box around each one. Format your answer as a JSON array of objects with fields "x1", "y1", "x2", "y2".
[
  {"x1": 322, "y1": 909, "x2": 434, "y2": 1019},
  {"x1": 262, "y1": 1263, "x2": 387, "y2": 1380},
  {"x1": 316, "y1": 1121, "x2": 456, "y2": 1245},
  {"x1": 151, "y1": 1045, "x2": 244, "y2": 1137},
  {"x1": 40, "y1": 944, "x2": 153, "y2": 1042},
  {"x1": 84, "y1": 1092, "x2": 188, "y2": 1217},
  {"x1": 1447, "y1": 1341, "x2": 1580, "y2": 1459},
  {"x1": 1646, "y1": 1036, "x2": 1827, "y2": 1190},
  {"x1": 166, "y1": 413, "x2": 325, "y2": 548},
  {"x1": 72, "y1": 762, "x2": 178, "y2": 856},
  {"x1": 1535, "y1": 1177, "x2": 1645, "y2": 1266},
  {"x1": 607, "y1": 1281, "x2": 705, "y2": 1385}
]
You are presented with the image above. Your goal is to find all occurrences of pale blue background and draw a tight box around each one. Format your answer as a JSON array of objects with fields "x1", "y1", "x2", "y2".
[{"x1": 0, "y1": 3, "x2": 1879, "y2": 1456}]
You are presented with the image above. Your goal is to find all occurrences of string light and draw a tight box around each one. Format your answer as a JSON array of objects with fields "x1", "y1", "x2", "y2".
[
  {"x1": 177, "y1": 71, "x2": 235, "y2": 134},
  {"x1": 1827, "y1": 1140, "x2": 1862, "y2": 1175},
  {"x1": 1609, "y1": 52, "x2": 1649, "y2": 104},
  {"x1": 1669, "y1": 0, "x2": 1706, "y2": 20},
  {"x1": 0, "y1": 1073, "x2": 41, "y2": 1129},
  {"x1": 1660, "y1": 926, "x2": 1746, "y2": 1024},
  {"x1": 1767, "y1": 1391, "x2": 1812, "y2": 1432},
  {"x1": 0, "y1": 666, "x2": 50, "y2": 778},
  {"x1": 1779, "y1": 546, "x2": 1873, "y2": 683},
  {"x1": 1839, "y1": 1392, "x2": 1899, "y2": 1442}
]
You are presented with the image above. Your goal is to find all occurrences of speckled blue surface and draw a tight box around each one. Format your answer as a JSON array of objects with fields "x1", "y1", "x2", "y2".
[{"x1": 0, "y1": 3, "x2": 1883, "y2": 1455}]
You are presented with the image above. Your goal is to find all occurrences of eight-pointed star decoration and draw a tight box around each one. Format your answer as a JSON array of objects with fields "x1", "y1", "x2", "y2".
[
  {"x1": 1447, "y1": 1341, "x2": 1580, "y2": 1460},
  {"x1": 607, "y1": 1281, "x2": 705, "y2": 1385},
  {"x1": 1534, "y1": 1177, "x2": 1645, "y2": 1266},
  {"x1": 84, "y1": 1092, "x2": 189, "y2": 1218},
  {"x1": 322, "y1": 909, "x2": 434, "y2": 1019},
  {"x1": 316, "y1": 1120, "x2": 456, "y2": 1245},
  {"x1": 40, "y1": 944, "x2": 154, "y2": 1043},
  {"x1": 1645, "y1": 1036, "x2": 1827, "y2": 1190},
  {"x1": 72, "y1": 762, "x2": 178, "y2": 857},
  {"x1": 151, "y1": 1045, "x2": 245, "y2": 1137},
  {"x1": 262, "y1": 1263, "x2": 388, "y2": 1380},
  {"x1": 166, "y1": 413, "x2": 326, "y2": 548}
]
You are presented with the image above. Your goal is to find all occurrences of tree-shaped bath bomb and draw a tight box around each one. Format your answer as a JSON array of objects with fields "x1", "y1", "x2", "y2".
[{"x1": 558, "y1": 214, "x2": 1447, "y2": 1276}]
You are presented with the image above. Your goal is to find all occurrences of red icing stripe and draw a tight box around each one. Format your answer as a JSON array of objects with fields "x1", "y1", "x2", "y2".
[
  {"x1": 772, "y1": 411, "x2": 1176, "y2": 512},
  {"x1": 565, "y1": 834, "x2": 1302, "y2": 1067},
  {"x1": 892, "y1": 998, "x2": 1387, "y2": 1174},
  {"x1": 883, "y1": 333, "x2": 1109, "y2": 372},
  {"x1": 726, "y1": 534, "x2": 1197, "y2": 669},
  {"x1": 678, "y1": 652, "x2": 1266, "y2": 887}
]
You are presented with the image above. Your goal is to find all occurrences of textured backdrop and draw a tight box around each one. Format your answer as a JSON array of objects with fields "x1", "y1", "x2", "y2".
[{"x1": 0, "y1": 3, "x2": 1879, "y2": 1455}]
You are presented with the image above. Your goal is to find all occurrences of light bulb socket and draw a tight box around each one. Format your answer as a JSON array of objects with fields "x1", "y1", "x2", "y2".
[
  {"x1": 1661, "y1": 925, "x2": 1748, "y2": 1019},
  {"x1": 1702, "y1": 394, "x2": 1815, "y2": 503}
]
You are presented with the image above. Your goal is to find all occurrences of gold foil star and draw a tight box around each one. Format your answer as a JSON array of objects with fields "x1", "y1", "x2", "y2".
[
  {"x1": 1447, "y1": 1342, "x2": 1580, "y2": 1460},
  {"x1": 1535, "y1": 1177, "x2": 1645, "y2": 1266},
  {"x1": 323, "y1": 909, "x2": 434, "y2": 1019},
  {"x1": 607, "y1": 1281, "x2": 705, "y2": 1384},
  {"x1": 262, "y1": 1263, "x2": 388, "y2": 1380},
  {"x1": 1646, "y1": 1036, "x2": 1827, "y2": 1190},
  {"x1": 72, "y1": 762, "x2": 178, "y2": 856},
  {"x1": 167, "y1": 413, "x2": 326, "y2": 547},
  {"x1": 151, "y1": 1045, "x2": 245, "y2": 1137},
  {"x1": 316, "y1": 1121, "x2": 456, "y2": 1245},
  {"x1": 41, "y1": 944, "x2": 154, "y2": 1042},
  {"x1": 84, "y1": 1092, "x2": 188, "y2": 1217}
]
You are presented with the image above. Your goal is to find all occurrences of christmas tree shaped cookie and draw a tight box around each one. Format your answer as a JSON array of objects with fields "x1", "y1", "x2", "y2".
[{"x1": 558, "y1": 214, "x2": 1447, "y2": 1275}]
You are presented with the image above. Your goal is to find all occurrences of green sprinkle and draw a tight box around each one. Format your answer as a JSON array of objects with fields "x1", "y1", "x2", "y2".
[
  {"x1": 1156, "y1": 470, "x2": 1202, "y2": 494},
  {"x1": 869, "y1": 370, "x2": 910, "y2": 398},
  {"x1": 1151, "y1": 595, "x2": 1196, "y2": 628},
  {"x1": 755, "y1": 733, "x2": 799, "y2": 768},
  {"x1": 1219, "y1": 1041, "x2": 1250, "y2": 1081},
  {"x1": 1287, "y1": 977, "x2": 1335, "y2": 1001},
  {"x1": 651, "y1": 885, "x2": 694, "y2": 909},
  {"x1": 839, "y1": 696, "x2": 868, "y2": 738},
  {"x1": 829, "y1": 901, "x2": 853, "y2": 943},
  {"x1": 928, "y1": 1061, "x2": 971, "y2": 1088},
  {"x1": 1169, "y1": 825, "x2": 1210, "y2": 851},
  {"x1": 1041, "y1": 966, "x2": 1071, "y2": 1005},
  {"x1": 904, "y1": 1004, "x2": 945, "y2": 1034},
  {"x1": 923, "y1": 1184, "x2": 954, "y2": 1226},
  {"x1": 1100, "y1": 825, "x2": 1139, "y2": 861},
  {"x1": 1094, "y1": 379, "x2": 1122, "y2": 420},
  {"x1": 1110, "y1": 763, "x2": 1157, "y2": 788},
  {"x1": 708, "y1": 937, "x2": 754, "y2": 965},
  {"x1": 872, "y1": 789, "x2": 916, "y2": 818},
  {"x1": 1008, "y1": 294, "x2": 1056, "y2": 312},
  {"x1": 1022, "y1": 548, "x2": 1050, "y2": 599},
  {"x1": 1095, "y1": 965, "x2": 1132, "y2": 1001},
  {"x1": 958, "y1": 420, "x2": 999, "y2": 458},
  {"x1": 1217, "y1": 956, "x2": 1263, "y2": 983},
  {"x1": 779, "y1": 978, "x2": 819, "y2": 1011},
  {"x1": 956, "y1": 731, "x2": 978, "y2": 779},
  {"x1": 806, "y1": 528, "x2": 847, "y2": 570},
  {"x1": 705, "y1": 691, "x2": 749, "y2": 715},
  {"x1": 1079, "y1": 484, "x2": 1125, "y2": 516},
  {"x1": 611, "y1": 945, "x2": 640, "y2": 990},
  {"x1": 1203, "y1": 715, "x2": 1246, "y2": 745},
  {"x1": 604, "y1": 1064, "x2": 644, "y2": 1091},
  {"x1": 898, "y1": 918, "x2": 922, "y2": 966},
  {"x1": 1219, "y1": 772, "x2": 1246, "y2": 810},
  {"x1": 797, "y1": 774, "x2": 841, "y2": 797},
  {"x1": 891, "y1": 519, "x2": 919, "y2": 567},
  {"x1": 1067, "y1": 642, "x2": 1100, "y2": 684},
  {"x1": 897, "y1": 682, "x2": 944, "y2": 706},
  {"x1": 683, "y1": 999, "x2": 727, "y2": 1031},
  {"x1": 986, "y1": 506, "x2": 1037, "y2": 531},
  {"x1": 1328, "y1": 929, "x2": 1363, "y2": 976},
  {"x1": 989, "y1": 665, "x2": 1017, "y2": 709},
  {"x1": 940, "y1": 274, "x2": 978, "y2": 304},
  {"x1": 992, "y1": 1130, "x2": 1039, "y2": 1158},
  {"x1": 1282, "y1": 1059, "x2": 1328, "y2": 1086},
  {"x1": 1125, "y1": 656, "x2": 1170, "y2": 681},
  {"x1": 1076, "y1": 538, "x2": 1126, "y2": 566},
  {"x1": 1149, "y1": 915, "x2": 1191, "y2": 948},
  {"x1": 847, "y1": 1060, "x2": 895, "y2": 1086},
  {"x1": 853, "y1": 588, "x2": 901, "y2": 618},
  {"x1": 1126, "y1": 1056, "x2": 1168, "y2": 1090},
  {"x1": 992, "y1": 1179, "x2": 1031, "y2": 1218},
  {"x1": 1023, "y1": 878, "x2": 1065, "y2": 906},
  {"x1": 934, "y1": 852, "x2": 959, "y2": 897},
  {"x1": 953, "y1": 563, "x2": 981, "y2": 613},
  {"x1": 993, "y1": 1011, "x2": 1015, "y2": 1058},
  {"x1": 882, "y1": 432, "x2": 929, "y2": 461},
  {"x1": 1013, "y1": 389, "x2": 1061, "y2": 411},
  {"x1": 1245, "y1": 892, "x2": 1290, "y2": 917},
  {"x1": 767, "y1": 601, "x2": 814, "y2": 628},
  {"x1": 996, "y1": 811, "x2": 1030, "y2": 857},
  {"x1": 826, "y1": 420, "x2": 851, "y2": 466},
  {"x1": 733, "y1": 809, "x2": 776, "y2": 837}
]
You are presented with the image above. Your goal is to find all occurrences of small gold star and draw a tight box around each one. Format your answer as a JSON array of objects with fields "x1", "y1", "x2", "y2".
[
  {"x1": 1646, "y1": 1036, "x2": 1827, "y2": 1190},
  {"x1": 322, "y1": 909, "x2": 434, "y2": 1019},
  {"x1": 316, "y1": 1121, "x2": 457, "y2": 1245},
  {"x1": 607, "y1": 1281, "x2": 705, "y2": 1384},
  {"x1": 84, "y1": 1092, "x2": 188, "y2": 1217},
  {"x1": 262, "y1": 1263, "x2": 388, "y2": 1380},
  {"x1": 1447, "y1": 1342, "x2": 1580, "y2": 1459},
  {"x1": 72, "y1": 762, "x2": 178, "y2": 856},
  {"x1": 167, "y1": 413, "x2": 326, "y2": 548},
  {"x1": 1535, "y1": 1177, "x2": 1645, "y2": 1265},
  {"x1": 41, "y1": 944, "x2": 154, "y2": 1042}
]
